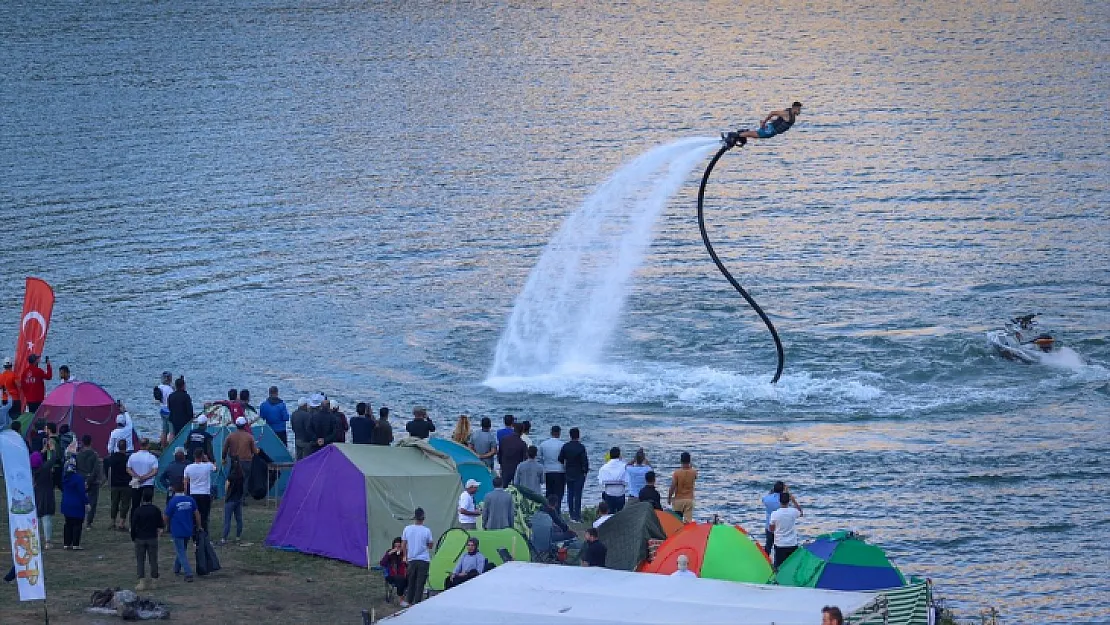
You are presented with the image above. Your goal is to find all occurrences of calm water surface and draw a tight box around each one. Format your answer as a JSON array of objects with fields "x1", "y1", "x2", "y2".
[{"x1": 2, "y1": 1, "x2": 1108, "y2": 621}]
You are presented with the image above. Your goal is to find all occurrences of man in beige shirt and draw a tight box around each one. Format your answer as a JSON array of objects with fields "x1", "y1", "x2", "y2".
[
  {"x1": 222, "y1": 417, "x2": 258, "y2": 464},
  {"x1": 667, "y1": 451, "x2": 698, "y2": 523}
]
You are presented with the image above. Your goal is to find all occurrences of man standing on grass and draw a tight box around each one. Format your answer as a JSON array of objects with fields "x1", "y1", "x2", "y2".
[
  {"x1": 291, "y1": 397, "x2": 311, "y2": 459},
  {"x1": 131, "y1": 488, "x2": 164, "y2": 591},
  {"x1": 538, "y1": 425, "x2": 566, "y2": 511},
  {"x1": 349, "y1": 402, "x2": 374, "y2": 444},
  {"x1": 597, "y1": 447, "x2": 630, "y2": 514},
  {"x1": 259, "y1": 385, "x2": 291, "y2": 445},
  {"x1": 75, "y1": 434, "x2": 103, "y2": 530},
  {"x1": 468, "y1": 416, "x2": 497, "y2": 470},
  {"x1": 184, "y1": 416, "x2": 214, "y2": 464},
  {"x1": 158, "y1": 448, "x2": 189, "y2": 505},
  {"x1": 155, "y1": 371, "x2": 174, "y2": 448},
  {"x1": 558, "y1": 427, "x2": 589, "y2": 523},
  {"x1": 401, "y1": 507, "x2": 434, "y2": 608},
  {"x1": 513, "y1": 446, "x2": 544, "y2": 495},
  {"x1": 164, "y1": 479, "x2": 200, "y2": 582},
  {"x1": 769, "y1": 490, "x2": 804, "y2": 569},
  {"x1": 481, "y1": 477, "x2": 514, "y2": 531},
  {"x1": 373, "y1": 406, "x2": 395, "y2": 446},
  {"x1": 497, "y1": 423, "x2": 527, "y2": 486},
  {"x1": 457, "y1": 479, "x2": 481, "y2": 530},
  {"x1": 127, "y1": 438, "x2": 160, "y2": 518},
  {"x1": 405, "y1": 406, "x2": 435, "y2": 439}
]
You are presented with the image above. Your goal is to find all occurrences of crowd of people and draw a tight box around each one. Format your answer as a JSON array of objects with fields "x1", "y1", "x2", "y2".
[{"x1": 2, "y1": 361, "x2": 844, "y2": 623}]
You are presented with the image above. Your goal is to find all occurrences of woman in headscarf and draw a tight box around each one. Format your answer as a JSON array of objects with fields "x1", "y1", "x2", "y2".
[
  {"x1": 451, "y1": 415, "x2": 472, "y2": 447},
  {"x1": 59, "y1": 454, "x2": 90, "y2": 549}
]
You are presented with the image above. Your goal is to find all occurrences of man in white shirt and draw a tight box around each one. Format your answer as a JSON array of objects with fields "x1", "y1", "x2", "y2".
[
  {"x1": 156, "y1": 371, "x2": 174, "y2": 447},
  {"x1": 401, "y1": 507, "x2": 434, "y2": 608},
  {"x1": 107, "y1": 407, "x2": 134, "y2": 455},
  {"x1": 126, "y1": 438, "x2": 160, "y2": 518},
  {"x1": 183, "y1": 448, "x2": 217, "y2": 533},
  {"x1": 768, "y1": 491, "x2": 804, "y2": 569},
  {"x1": 457, "y1": 480, "x2": 480, "y2": 530},
  {"x1": 597, "y1": 446, "x2": 631, "y2": 514}
]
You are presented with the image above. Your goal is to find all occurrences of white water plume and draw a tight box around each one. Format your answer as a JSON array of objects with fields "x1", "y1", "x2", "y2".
[{"x1": 487, "y1": 137, "x2": 719, "y2": 380}]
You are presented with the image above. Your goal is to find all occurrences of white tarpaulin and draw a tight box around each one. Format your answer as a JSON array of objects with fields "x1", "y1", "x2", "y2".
[
  {"x1": 384, "y1": 561, "x2": 880, "y2": 624},
  {"x1": 0, "y1": 429, "x2": 46, "y2": 600}
]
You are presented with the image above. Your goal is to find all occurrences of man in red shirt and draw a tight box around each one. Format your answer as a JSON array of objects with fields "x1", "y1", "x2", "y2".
[{"x1": 20, "y1": 354, "x2": 53, "y2": 413}]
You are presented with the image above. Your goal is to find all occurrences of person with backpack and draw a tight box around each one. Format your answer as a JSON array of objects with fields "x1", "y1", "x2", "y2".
[{"x1": 221, "y1": 458, "x2": 246, "y2": 545}]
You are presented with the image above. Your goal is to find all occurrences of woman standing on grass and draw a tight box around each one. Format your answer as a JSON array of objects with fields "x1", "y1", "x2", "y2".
[
  {"x1": 221, "y1": 458, "x2": 246, "y2": 545},
  {"x1": 60, "y1": 458, "x2": 90, "y2": 550},
  {"x1": 31, "y1": 448, "x2": 57, "y2": 549}
]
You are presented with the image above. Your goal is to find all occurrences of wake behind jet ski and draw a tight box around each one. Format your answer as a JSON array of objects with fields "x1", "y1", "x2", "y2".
[{"x1": 986, "y1": 314, "x2": 1060, "y2": 364}]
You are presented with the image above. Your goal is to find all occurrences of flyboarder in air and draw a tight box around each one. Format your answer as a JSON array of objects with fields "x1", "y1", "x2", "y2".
[{"x1": 722, "y1": 101, "x2": 803, "y2": 146}]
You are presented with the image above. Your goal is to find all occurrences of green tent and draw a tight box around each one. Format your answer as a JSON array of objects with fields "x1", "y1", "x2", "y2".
[{"x1": 427, "y1": 527, "x2": 534, "y2": 591}]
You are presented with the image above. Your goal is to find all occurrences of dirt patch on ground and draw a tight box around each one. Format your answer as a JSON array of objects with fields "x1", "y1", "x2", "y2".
[{"x1": 0, "y1": 476, "x2": 399, "y2": 624}]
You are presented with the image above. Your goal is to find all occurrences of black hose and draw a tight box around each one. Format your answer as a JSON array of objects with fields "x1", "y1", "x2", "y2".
[{"x1": 696, "y1": 140, "x2": 785, "y2": 383}]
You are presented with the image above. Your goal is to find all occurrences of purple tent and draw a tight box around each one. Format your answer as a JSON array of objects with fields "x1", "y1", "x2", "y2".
[{"x1": 265, "y1": 443, "x2": 461, "y2": 567}]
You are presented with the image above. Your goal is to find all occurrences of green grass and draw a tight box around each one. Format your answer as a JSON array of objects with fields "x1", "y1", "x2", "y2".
[{"x1": 0, "y1": 476, "x2": 397, "y2": 624}]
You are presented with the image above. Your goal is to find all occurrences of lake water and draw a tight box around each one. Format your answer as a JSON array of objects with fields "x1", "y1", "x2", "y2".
[{"x1": 2, "y1": 1, "x2": 1108, "y2": 621}]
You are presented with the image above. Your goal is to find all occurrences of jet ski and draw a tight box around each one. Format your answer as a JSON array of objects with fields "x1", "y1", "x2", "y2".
[{"x1": 986, "y1": 313, "x2": 1059, "y2": 364}]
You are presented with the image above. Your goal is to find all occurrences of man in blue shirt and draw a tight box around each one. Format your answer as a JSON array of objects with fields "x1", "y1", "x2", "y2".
[
  {"x1": 495, "y1": 414, "x2": 515, "y2": 445},
  {"x1": 163, "y1": 480, "x2": 201, "y2": 581},
  {"x1": 258, "y1": 386, "x2": 290, "y2": 445}
]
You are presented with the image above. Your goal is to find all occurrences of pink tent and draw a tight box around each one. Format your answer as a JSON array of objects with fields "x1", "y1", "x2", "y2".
[{"x1": 34, "y1": 381, "x2": 133, "y2": 455}]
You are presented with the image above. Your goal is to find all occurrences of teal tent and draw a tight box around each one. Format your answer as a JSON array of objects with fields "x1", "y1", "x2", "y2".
[
  {"x1": 427, "y1": 437, "x2": 493, "y2": 504},
  {"x1": 157, "y1": 423, "x2": 293, "y2": 498}
]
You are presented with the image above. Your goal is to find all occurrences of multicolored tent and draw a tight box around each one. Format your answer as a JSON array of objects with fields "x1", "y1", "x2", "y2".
[
  {"x1": 427, "y1": 437, "x2": 493, "y2": 504},
  {"x1": 427, "y1": 527, "x2": 534, "y2": 591},
  {"x1": 32, "y1": 381, "x2": 135, "y2": 455},
  {"x1": 598, "y1": 501, "x2": 667, "y2": 571},
  {"x1": 638, "y1": 523, "x2": 773, "y2": 584},
  {"x1": 157, "y1": 423, "x2": 293, "y2": 498},
  {"x1": 654, "y1": 509, "x2": 685, "y2": 538},
  {"x1": 266, "y1": 443, "x2": 461, "y2": 567},
  {"x1": 776, "y1": 531, "x2": 906, "y2": 591}
]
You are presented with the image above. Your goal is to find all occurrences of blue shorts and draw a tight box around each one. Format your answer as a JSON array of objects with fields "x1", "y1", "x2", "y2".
[{"x1": 757, "y1": 125, "x2": 777, "y2": 139}]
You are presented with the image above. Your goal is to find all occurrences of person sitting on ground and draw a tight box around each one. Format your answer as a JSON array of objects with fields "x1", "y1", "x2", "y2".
[
  {"x1": 592, "y1": 500, "x2": 612, "y2": 529},
  {"x1": 625, "y1": 448, "x2": 652, "y2": 504},
  {"x1": 457, "y1": 479, "x2": 481, "y2": 530},
  {"x1": 821, "y1": 606, "x2": 844, "y2": 625},
  {"x1": 379, "y1": 537, "x2": 408, "y2": 604},
  {"x1": 451, "y1": 414, "x2": 471, "y2": 446},
  {"x1": 372, "y1": 406, "x2": 394, "y2": 446},
  {"x1": 158, "y1": 448, "x2": 189, "y2": 503},
  {"x1": 184, "y1": 415, "x2": 214, "y2": 464},
  {"x1": 581, "y1": 527, "x2": 606, "y2": 568},
  {"x1": 468, "y1": 416, "x2": 497, "y2": 470},
  {"x1": 638, "y1": 471, "x2": 663, "y2": 510},
  {"x1": 444, "y1": 537, "x2": 488, "y2": 589},
  {"x1": 349, "y1": 402, "x2": 374, "y2": 444},
  {"x1": 405, "y1": 406, "x2": 435, "y2": 439},
  {"x1": 671, "y1": 554, "x2": 697, "y2": 578},
  {"x1": 481, "y1": 477, "x2": 514, "y2": 531},
  {"x1": 223, "y1": 417, "x2": 259, "y2": 465},
  {"x1": 513, "y1": 445, "x2": 544, "y2": 495}
]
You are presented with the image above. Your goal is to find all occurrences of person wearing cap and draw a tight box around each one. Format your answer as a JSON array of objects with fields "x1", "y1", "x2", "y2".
[
  {"x1": 158, "y1": 448, "x2": 190, "y2": 504},
  {"x1": 444, "y1": 537, "x2": 487, "y2": 589},
  {"x1": 155, "y1": 372, "x2": 174, "y2": 448},
  {"x1": 259, "y1": 386, "x2": 291, "y2": 445},
  {"x1": 222, "y1": 416, "x2": 259, "y2": 465},
  {"x1": 457, "y1": 479, "x2": 481, "y2": 530},
  {"x1": 307, "y1": 395, "x2": 337, "y2": 454},
  {"x1": 107, "y1": 403, "x2": 135, "y2": 455},
  {"x1": 330, "y1": 399, "x2": 349, "y2": 444},
  {"x1": 405, "y1": 406, "x2": 435, "y2": 440},
  {"x1": 400, "y1": 507, "x2": 434, "y2": 608},
  {"x1": 290, "y1": 397, "x2": 312, "y2": 459},
  {"x1": 20, "y1": 353, "x2": 52, "y2": 414},
  {"x1": 184, "y1": 415, "x2": 215, "y2": 465},
  {"x1": 167, "y1": 377, "x2": 195, "y2": 439},
  {"x1": 0, "y1": 357, "x2": 21, "y2": 418}
]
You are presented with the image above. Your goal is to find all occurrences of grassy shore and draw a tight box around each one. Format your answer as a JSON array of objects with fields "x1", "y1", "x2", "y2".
[{"x1": 0, "y1": 476, "x2": 399, "y2": 624}]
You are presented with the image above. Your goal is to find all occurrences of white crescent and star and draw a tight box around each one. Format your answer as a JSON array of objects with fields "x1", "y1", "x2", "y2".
[{"x1": 21, "y1": 311, "x2": 46, "y2": 340}]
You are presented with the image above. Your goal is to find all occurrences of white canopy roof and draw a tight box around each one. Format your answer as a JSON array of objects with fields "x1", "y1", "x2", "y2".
[{"x1": 383, "y1": 562, "x2": 878, "y2": 624}]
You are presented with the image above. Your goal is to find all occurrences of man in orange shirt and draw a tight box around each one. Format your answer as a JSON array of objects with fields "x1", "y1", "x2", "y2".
[
  {"x1": 667, "y1": 452, "x2": 698, "y2": 523},
  {"x1": 0, "y1": 357, "x2": 22, "y2": 418}
]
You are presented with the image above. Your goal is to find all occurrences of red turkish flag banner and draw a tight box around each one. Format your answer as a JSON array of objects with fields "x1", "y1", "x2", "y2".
[{"x1": 14, "y1": 278, "x2": 55, "y2": 378}]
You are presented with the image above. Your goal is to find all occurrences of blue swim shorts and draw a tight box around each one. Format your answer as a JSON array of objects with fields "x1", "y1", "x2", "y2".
[{"x1": 757, "y1": 125, "x2": 777, "y2": 139}]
